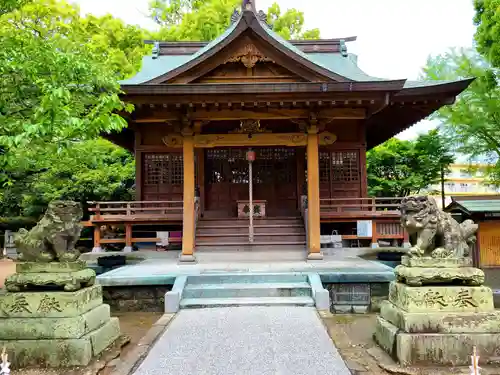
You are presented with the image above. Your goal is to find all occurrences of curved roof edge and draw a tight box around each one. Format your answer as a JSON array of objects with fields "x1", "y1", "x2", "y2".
[{"x1": 141, "y1": 5, "x2": 359, "y2": 84}]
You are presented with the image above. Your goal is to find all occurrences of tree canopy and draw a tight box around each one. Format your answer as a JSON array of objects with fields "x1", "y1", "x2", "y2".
[
  {"x1": 474, "y1": 0, "x2": 500, "y2": 69},
  {"x1": 0, "y1": 0, "x2": 147, "y2": 219},
  {"x1": 421, "y1": 48, "x2": 500, "y2": 184},
  {"x1": 0, "y1": 0, "x2": 149, "y2": 165},
  {"x1": 149, "y1": 0, "x2": 320, "y2": 41},
  {"x1": 367, "y1": 130, "x2": 454, "y2": 197}
]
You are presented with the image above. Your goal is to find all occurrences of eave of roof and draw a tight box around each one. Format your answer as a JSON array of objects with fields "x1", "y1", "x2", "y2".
[
  {"x1": 445, "y1": 199, "x2": 500, "y2": 213},
  {"x1": 121, "y1": 80, "x2": 407, "y2": 96}
]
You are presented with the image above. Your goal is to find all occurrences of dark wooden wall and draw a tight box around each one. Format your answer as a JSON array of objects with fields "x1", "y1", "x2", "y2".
[{"x1": 133, "y1": 119, "x2": 368, "y2": 205}]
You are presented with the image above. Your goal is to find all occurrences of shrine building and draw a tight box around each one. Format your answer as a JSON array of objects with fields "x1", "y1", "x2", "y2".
[{"x1": 88, "y1": 0, "x2": 472, "y2": 261}]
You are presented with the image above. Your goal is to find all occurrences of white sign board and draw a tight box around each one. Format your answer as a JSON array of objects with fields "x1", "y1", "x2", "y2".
[{"x1": 357, "y1": 220, "x2": 372, "y2": 237}]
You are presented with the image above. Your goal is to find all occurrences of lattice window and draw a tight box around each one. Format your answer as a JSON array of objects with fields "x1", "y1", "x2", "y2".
[
  {"x1": 319, "y1": 152, "x2": 331, "y2": 183},
  {"x1": 143, "y1": 153, "x2": 184, "y2": 186},
  {"x1": 331, "y1": 151, "x2": 359, "y2": 183}
]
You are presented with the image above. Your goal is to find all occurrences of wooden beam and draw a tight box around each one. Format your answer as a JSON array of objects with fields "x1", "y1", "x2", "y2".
[
  {"x1": 133, "y1": 108, "x2": 366, "y2": 123},
  {"x1": 162, "y1": 131, "x2": 337, "y2": 148}
]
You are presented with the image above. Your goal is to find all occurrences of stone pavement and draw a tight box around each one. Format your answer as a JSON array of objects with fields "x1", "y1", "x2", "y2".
[
  {"x1": 95, "y1": 250, "x2": 395, "y2": 286},
  {"x1": 132, "y1": 306, "x2": 351, "y2": 375}
]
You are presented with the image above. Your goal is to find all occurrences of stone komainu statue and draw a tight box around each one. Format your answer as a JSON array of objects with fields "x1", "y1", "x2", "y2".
[
  {"x1": 15, "y1": 201, "x2": 83, "y2": 262},
  {"x1": 400, "y1": 196, "x2": 478, "y2": 258}
]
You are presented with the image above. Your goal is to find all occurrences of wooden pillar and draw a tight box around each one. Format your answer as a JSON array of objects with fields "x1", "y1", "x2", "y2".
[
  {"x1": 180, "y1": 132, "x2": 196, "y2": 262},
  {"x1": 306, "y1": 126, "x2": 322, "y2": 260},
  {"x1": 403, "y1": 226, "x2": 411, "y2": 248},
  {"x1": 124, "y1": 224, "x2": 133, "y2": 253},
  {"x1": 371, "y1": 220, "x2": 379, "y2": 248},
  {"x1": 92, "y1": 225, "x2": 102, "y2": 253}
]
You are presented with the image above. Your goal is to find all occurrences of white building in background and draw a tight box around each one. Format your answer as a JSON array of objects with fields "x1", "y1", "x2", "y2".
[{"x1": 425, "y1": 163, "x2": 500, "y2": 208}]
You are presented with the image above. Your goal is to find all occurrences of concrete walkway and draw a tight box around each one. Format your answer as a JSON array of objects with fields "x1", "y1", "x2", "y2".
[{"x1": 133, "y1": 306, "x2": 351, "y2": 375}]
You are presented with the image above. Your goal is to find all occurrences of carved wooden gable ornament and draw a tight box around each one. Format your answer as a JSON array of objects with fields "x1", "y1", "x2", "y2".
[{"x1": 224, "y1": 43, "x2": 274, "y2": 68}]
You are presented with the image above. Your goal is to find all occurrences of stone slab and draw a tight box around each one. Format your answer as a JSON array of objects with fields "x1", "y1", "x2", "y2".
[
  {"x1": 0, "y1": 304, "x2": 111, "y2": 339},
  {"x1": 16, "y1": 260, "x2": 87, "y2": 273},
  {"x1": 388, "y1": 281, "x2": 494, "y2": 313},
  {"x1": 0, "y1": 284, "x2": 102, "y2": 318},
  {"x1": 380, "y1": 300, "x2": 500, "y2": 333},
  {"x1": 401, "y1": 256, "x2": 471, "y2": 268},
  {"x1": 0, "y1": 337, "x2": 92, "y2": 368},
  {"x1": 373, "y1": 316, "x2": 398, "y2": 356},
  {"x1": 0, "y1": 317, "x2": 120, "y2": 368},
  {"x1": 395, "y1": 265, "x2": 484, "y2": 286},
  {"x1": 5, "y1": 268, "x2": 95, "y2": 292},
  {"x1": 397, "y1": 331, "x2": 500, "y2": 366},
  {"x1": 95, "y1": 256, "x2": 396, "y2": 286},
  {"x1": 85, "y1": 317, "x2": 121, "y2": 356}
]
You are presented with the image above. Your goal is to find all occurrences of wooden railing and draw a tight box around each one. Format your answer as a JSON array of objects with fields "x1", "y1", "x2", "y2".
[
  {"x1": 320, "y1": 197, "x2": 403, "y2": 215},
  {"x1": 87, "y1": 200, "x2": 183, "y2": 221}
]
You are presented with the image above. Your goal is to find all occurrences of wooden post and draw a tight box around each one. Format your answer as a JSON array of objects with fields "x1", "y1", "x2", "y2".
[
  {"x1": 92, "y1": 225, "x2": 102, "y2": 253},
  {"x1": 371, "y1": 220, "x2": 379, "y2": 248},
  {"x1": 403, "y1": 227, "x2": 411, "y2": 248},
  {"x1": 306, "y1": 126, "x2": 322, "y2": 260},
  {"x1": 124, "y1": 224, "x2": 133, "y2": 253},
  {"x1": 180, "y1": 132, "x2": 196, "y2": 262}
]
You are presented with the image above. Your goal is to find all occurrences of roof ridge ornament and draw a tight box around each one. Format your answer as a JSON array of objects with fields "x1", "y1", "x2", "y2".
[
  {"x1": 152, "y1": 41, "x2": 160, "y2": 59},
  {"x1": 242, "y1": 0, "x2": 257, "y2": 13}
]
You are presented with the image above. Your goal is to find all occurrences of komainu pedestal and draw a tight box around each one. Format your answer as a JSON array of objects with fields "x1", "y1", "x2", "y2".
[
  {"x1": 374, "y1": 196, "x2": 500, "y2": 366},
  {"x1": 0, "y1": 201, "x2": 120, "y2": 368}
]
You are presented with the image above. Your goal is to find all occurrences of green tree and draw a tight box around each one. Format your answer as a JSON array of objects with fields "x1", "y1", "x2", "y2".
[
  {"x1": 0, "y1": 140, "x2": 135, "y2": 219},
  {"x1": 421, "y1": 48, "x2": 500, "y2": 184},
  {"x1": 474, "y1": 0, "x2": 500, "y2": 68},
  {"x1": 0, "y1": 0, "x2": 146, "y2": 220},
  {"x1": 367, "y1": 130, "x2": 454, "y2": 197},
  {"x1": 0, "y1": 0, "x2": 149, "y2": 157},
  {"x1": 149, "y1": 0, "x2": 320, "y2": 41}
]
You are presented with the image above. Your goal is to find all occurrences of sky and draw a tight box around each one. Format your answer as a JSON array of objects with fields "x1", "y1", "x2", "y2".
[{"x1": 73, "y1": 0, "x2": 476, "y2": 140}]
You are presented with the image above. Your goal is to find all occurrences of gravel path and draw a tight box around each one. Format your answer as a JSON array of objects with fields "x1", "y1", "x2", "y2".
[{"x1": 133, "y1": 306, "x2": 350, "y2": 375}]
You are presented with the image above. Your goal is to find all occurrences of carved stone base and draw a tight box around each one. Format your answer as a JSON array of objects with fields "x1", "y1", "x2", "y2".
[
  {"x1": 380, "y1": 300, "x2": 500, "y2": 333},
  {"x1": 376, "y1": 282, "x2": 500, "y2": 365},
  {"x1": 16, "y1": 260, "x2": 87, "y2": 274},
  {"x1": 395, "y1": 265, "x2": 484, "y2": 286},
  {"x1": 388, "y1": 281, "x2": 494, "y2": 313},
  {"x1": 401, "y1": 256, "x2": 471, "y2": 268},
  {"x1": 0, "y1": 285, "x2": 120, "y2": 367},
  {"x1": 5, "y1": 268, "x2": 96, "y2": 292},
  {"x1": 374, "y1": 314, "x2": 500, "y2": 366},
  {"x1": 0, "y1": 317, "x2": 120, "y2": 368},
  {"x1": 0, "y1": 284, "x2": 103, "y2": 318}
]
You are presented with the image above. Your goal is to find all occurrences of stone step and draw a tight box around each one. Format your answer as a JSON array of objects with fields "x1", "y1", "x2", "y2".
[
  {"x1": 195, "y1": 244, "x2": 307, "y2": 252},
  {"x1": 186, "y1": 273, "x2": 309, "y2": 284},
  {"x1": 194, "y1": 249, "x2": 307, "y2": 261},
  {"x1": 195, "y1": 241, "x2": 306, "y2": 249},
  {"x1": 196, "y1": 234, "x2": 306, "y2": 243},
  {"x1": 196, "y1": 226, "x2": 305, "y2": 235},
  {"x1": 183, "y1": 282, "x2": 312, "y2": 299},
  {"x1": 180, "y1": 296, "x2": 315, "y2": 309},
  {"x1": 198, "y1": 219, "x2": 303, "y2": 227}
]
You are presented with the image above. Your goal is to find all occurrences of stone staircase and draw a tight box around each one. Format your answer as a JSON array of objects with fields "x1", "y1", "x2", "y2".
[
  {"x1": 195, "y1": 217, "x2": 306, "y2": 251},
  {"x1": 170, "y1": 274, "x2": 320, "y2": 309}
]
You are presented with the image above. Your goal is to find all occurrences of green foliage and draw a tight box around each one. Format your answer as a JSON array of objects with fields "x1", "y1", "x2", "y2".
[
  {"x1": 0, "y1": 0, "x2": 146, "y2": 222},
  {"x1": 0, "y1": 0, "x2": 141, "y2": 154},
  {"x1": 422, "y1": 48, "x2": 500, "y2": 185},
  {"x1": 474, "y1": 0, "x2": 500, "y2": 68},
  {"x1": 149, "y1": 0, "x2": 320, "y2": 41},
  {"x1": 0, "y1": 139, "x2": 135, "y2": 219},
  {"x1": 367, "y1": 130, "x2": 454, "y2": 197}
]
